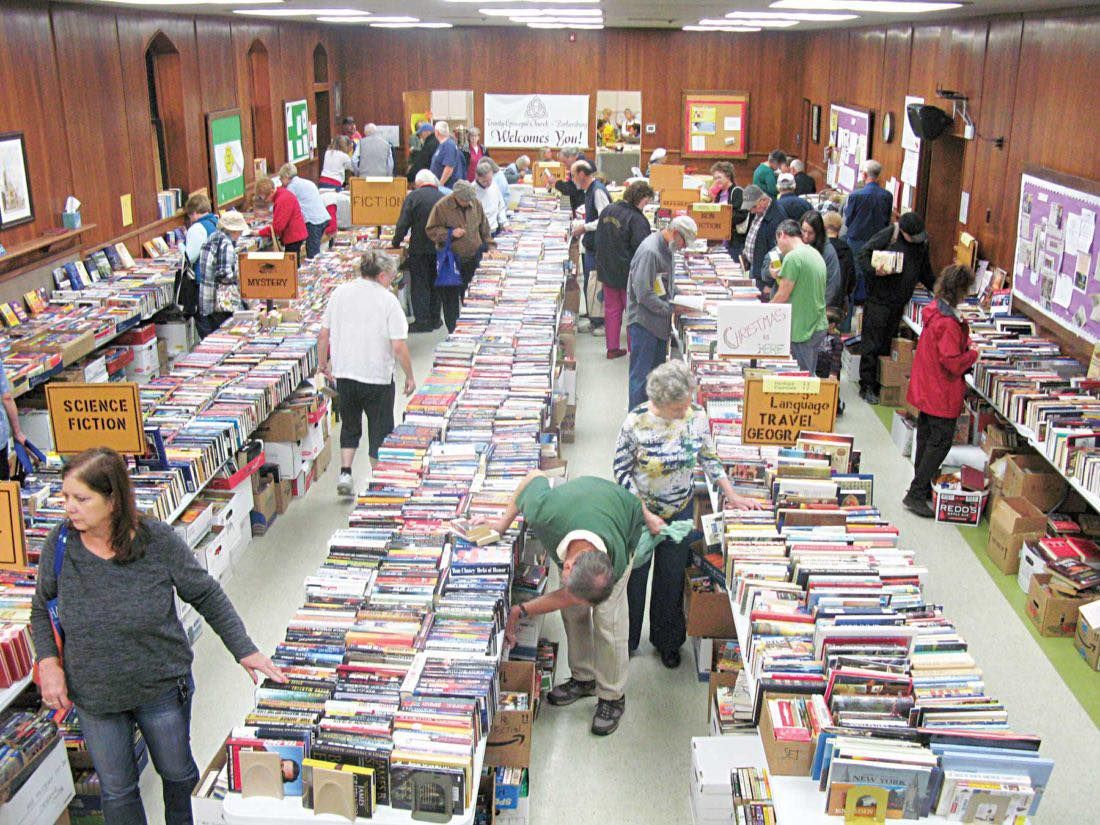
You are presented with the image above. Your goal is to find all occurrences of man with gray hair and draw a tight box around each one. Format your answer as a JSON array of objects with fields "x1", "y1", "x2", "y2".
[
  {"x1": 625, "y1": 215, "x2": 698, "y2": 409},
  {"x1": 776, "y1": 172, "x2": 814, "y2": 222},
  {"x1": 392, "y1": 169, "x2": 445, "y2": 331},
  {"x1": 429, "y1": 120, "x2": 465, "y2": 187},
  {"x1": 278, "y1": 162, "x2": 330, "y2": 259},
  {"x1": 740, "y1": 184, "x2": 785, "y2": 292},
  {"x1": 494, "y1": 471, "x2": 647, "y2": 736},
  {"x1": 791, "y1": 158, "x2": 816, "y2": 195},
  {"x1": 356, "y1": 123, "x2": 395, "y2": 178},
  {"x1": 503, "y1": 154, "x2": 530, "y2": 184},
  {"x1": 843, "y1": 158, "x2": 894, "y2": 276},
  {"x1": 425, "y1": 179, "x2": 492, "y2": 331}
]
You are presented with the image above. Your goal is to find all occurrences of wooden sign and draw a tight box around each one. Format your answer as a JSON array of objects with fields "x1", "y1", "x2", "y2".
[
  {"x1": 717, "y1": 302, "x2": 791, "y2": 358},
  {"x1": 349, "y1": 176, "x2": 407, "y2": 226},
  {"x1": 692, "y1": 203, "x2": 733, "y2": 241},
  {"x1": 45, "y1": 382, "x2": 146, "y2": 455},
  {"x1": 649, "y1": 163, "x2": 686, "y2": 193},
  {"x1": 239, "y1": 251, "x2": 299, "y2": 300},
  {"x1": 660, "y1": 188, "x2": 700, "y2": 213},
  {"x1": 0, "y1": 482, "x2": 26, "y2": 570},
  {"x1": 741, "y1": 375, "x2": 838, "y2": 446},
  {"x1": 533, "y1": 161, "x2": 564, "y2": 184}
]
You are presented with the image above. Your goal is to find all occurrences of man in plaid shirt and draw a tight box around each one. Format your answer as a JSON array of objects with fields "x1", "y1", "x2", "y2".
[{"x1": 196, "y1": 212, "x2": 248, "y2": 338}]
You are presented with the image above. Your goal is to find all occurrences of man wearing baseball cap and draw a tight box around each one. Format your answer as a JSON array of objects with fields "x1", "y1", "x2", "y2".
[
  {"x1": 740, "y1": 184, "x2": 785, "y2": 293},
  {"x1": 195, "y1": 211, "x2": 249, "y2": 338},
  {"x1": 856, "y1": 211, "x2": 935, "y2": 404},
  {"x1": 625, "y1": 215, "x2": 697, "y2": 409},
  {"x1": 406, "y1": 121, "x2": 439, "y2": 183},
  {"x1": 776, "y1": 172, "x2": 814, "y2": 222}
]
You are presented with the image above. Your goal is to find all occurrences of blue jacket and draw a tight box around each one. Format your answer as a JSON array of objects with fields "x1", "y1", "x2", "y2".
[
  {"x1": 843, "y1": 181, "x2": 893, "y2": 243},
  {"x1": 745, "y1": 201, "x2": 785, "y2": 287},
  {"x1": 777, "y1": 193, "x2": 814, "y2": 222}
]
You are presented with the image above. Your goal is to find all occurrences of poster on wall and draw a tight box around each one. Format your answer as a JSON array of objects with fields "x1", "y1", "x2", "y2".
[
  {"x1": 0, "y1": 132, "x2": 34, "y2": 229},
  {"x1": 1012, "y1": 168, "x2": 1100, "y2": 343},
  {"x1": 483, "y1": 94, "x2": 589, "y2": 148},
  {"x1": 205, "y1": 110, "x2": 245, "y2": 208},
  {"x1": 285, "y1": 99, "x2": 311, "y2": 164}
]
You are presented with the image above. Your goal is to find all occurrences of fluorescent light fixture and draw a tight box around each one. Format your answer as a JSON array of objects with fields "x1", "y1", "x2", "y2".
[
  {"x1": 318, "y1": 16, "x2": 421, "y2": 23},
  {"x1": 104, "y1": 0, "x2": 274, "y2": 5},
  {"x1": 698, "y1": 17, "x2": 799, "y2": 27},
  {"x1": 514, "y1": 15, "x2": 603, "y2": 23},
  {"x1": 370, "y1": 22, "x2": 454, "y2": 27},
  {"x1": 683, "y1": 25, "x2": 762, "y2": 32},
  {"x1": 234, "y1": 7, "x2": 363, "y2": 16},
  {"x1": 479, "y1": 7, "x2": 601, "y2": 15},
  {"x1": 448, "y1": 0, "x2": 599, "y2": 3},
  {"x1": 726, "y1": 10, "x2": 858, "y2": 20},
  {"x1": 526, "y1": 22, "x2": 603, "y2": 28},
  {"x1": 770, "y1": 0, "x2": 962, "y2": 11}
]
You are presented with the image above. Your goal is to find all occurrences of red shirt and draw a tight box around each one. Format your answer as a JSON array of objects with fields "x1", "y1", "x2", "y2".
[
  {"x1": 906, "y1": 300, "x2": 979, "y2": 419},
  {"x1": 259, "y1": 187, "x2": 308, "y2": 246},
  {"x1": 466, "y1": 145, "x2": 486, "y2": 181}
]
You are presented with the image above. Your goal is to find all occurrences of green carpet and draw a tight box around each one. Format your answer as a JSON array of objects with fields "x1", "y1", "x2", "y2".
[{"x1": 866, "y1": 402, "x2": 1100, "y2": 727}]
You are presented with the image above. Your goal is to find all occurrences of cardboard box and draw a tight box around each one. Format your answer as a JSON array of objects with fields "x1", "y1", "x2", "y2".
[
  {"x1": 312, "y1": 436, "x2": 332, "y2": 479},
  {"x1": 878, "y1": 382, "x2": 905, "y2": 408},
  {"x1": 986, "y1": 497, "x2": 1047, "y2": 575},
  {"x1": 890, "y1": 410, "x2": 915, "y2": 457},
  {"x1": 878, "y1": 355, "x2": 908, "y2": 387},
  {"x1": 1073, "y1": 599, "x2": 1100, "y2": 670},
  {"x1": 683, "y1": 568, "x2": 736, "y2": 638},
  {"x1": 1017, "y1": 542, "x2": 1047, "y2": 593},
  {"x1": 264, "y1": 440, "x2": 303, "y2": 480},
  {"x1": 250, "y1": 481, "x2": 278, "y2": 536},
  {"x1": 191, "y1": 739, "x2": 229, "y2": 825},
  {"x1": 981, "y1": 424, "x2": 1014, "y2": 461},
  {"x1": 199, "y1": 526, "x2": 231, "y2": 580},
  {"x1": 258, "y1": 407, "x2": 309, "y2": 443},
  {"x1": 486, "y1": 661, "x2": 536, "y2": 769},
  {"x1": 156, "y1": 320, "x2": 191, "y2": 360},
  {"x1": 273, "y1": 479, "x2": 292, "y2": 514},
  {"x1": 291, "y1": 461, "x2": 315, "y2": 497},
  {"x1": 558, "y1": 330, "x2": 576, "y2": 360},
  {"x1": 1002, "y1": 454, "x2": 1066, "y2": 512},
  {"x1": 706, "y1": 669, "x2": 740, "y2": 723},
  {"x1": 890, "y1": 337, "x2": 915, "y2": 367},
  {"x1": 758, "y1": 692, "x2": 815, "y2": 776},
  {"x1": 563, "y1": 279, "x2": 581, "y2": 315},
  {"x1": 933, "y1": 487, "x2": 988, "y2": 526},
  {"x1": 1026, "y1": 574, "x2": 1098, "y2": 637}
]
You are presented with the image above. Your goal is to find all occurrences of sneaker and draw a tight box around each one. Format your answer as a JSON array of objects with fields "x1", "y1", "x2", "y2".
[
  {"x1": 336, "y1": 472, "x2": 354, "y2": 497},
  {"x1": 547, "y1": 677, "x2": 597, "y2": 707},
  {"x1": 660, "y1": 649, "x2": 681, "y2": 669},
  {"x1": 591, "y1": 697, "x2": 625, "y2": 736},
  {"x1": 902, "y1": 494, "x2": 934, "y2": 519},
  {"x1": 860, "y1": 388, "x2": 880, "y2": 405}
]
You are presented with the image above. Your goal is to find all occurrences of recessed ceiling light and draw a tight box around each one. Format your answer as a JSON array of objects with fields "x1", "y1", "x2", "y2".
[
  {"x1": 726, "y1": 10, "x2": 859, "y2": 20},
  {"x1": 513, "y1": 15, "x2": 603, "y2": 23},
  {"x1": 317, "y1": 15, "x2": 421, "y2": 23},
  {"x1": 683, "y1": 25, "x2": 763, "y2": 32},
  {"x1": 234, "y1": 7, "x2": 363, "y2": 16},
  {"x1": 479, "y1": 7, "x2": 602, "y2": 15},
  {"x1": 370, "y1": 22, "x2": 454, "y2": 28},
  {"x1": 770, "y1": 0, "x2": 962, "y2": 12},
  {"x1": 448, "y1": 0, "x2": 599, "y2": 3},
  {"x1": 699, "y1": 17, "x2": 799, "y2": 27},
  {"x1": 526, "y1": 21, "x2": 603, "y2": 29}
]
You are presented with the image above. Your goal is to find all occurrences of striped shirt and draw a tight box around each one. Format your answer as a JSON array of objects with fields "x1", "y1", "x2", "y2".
[
  {"x1": 197, "y1": 230, "x2": 237, "y2": 316},
  {"x1": 613, "y1": 403, "x2": 727, "y2": 519}
]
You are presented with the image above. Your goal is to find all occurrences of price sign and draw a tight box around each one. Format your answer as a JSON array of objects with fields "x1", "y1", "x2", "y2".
[
  {"x1": 692, "y1": 203, "x2": 733, "y2": 241},
  {"x1": 741, "y1": 376, "x2": 838, "y2": 445},
  {"x1": 240, "y1": 252, "x2": 299, "y2": 301},
  {"x1": 0, "y1": 482, "x2": 26, "y2": 570},
  {"x1": 45, "y1": 382, "x2": 146, "y2": 455},
  {"x1": 349, "y1": 177, "x2": 408, "y2": 226}
]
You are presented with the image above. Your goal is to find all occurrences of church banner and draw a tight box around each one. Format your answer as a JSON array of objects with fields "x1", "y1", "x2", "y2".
[{"x1": 483, "y1": 94, "x2": 589, "y2": 148}]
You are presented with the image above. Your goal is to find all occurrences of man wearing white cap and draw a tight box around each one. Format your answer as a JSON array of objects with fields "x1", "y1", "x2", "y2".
[
  {"x1": 495, "y1": 471, "x2": 647, "y2": 736},
  {"x1": 776, "y1": 172, "x2": 814, "y2": 222},
  {"x1": 195, "y1": 211, "x2": 249, "y2": 338},
  {"x1": 625, "y1": 215, "x2": 698, "y2": 409}
]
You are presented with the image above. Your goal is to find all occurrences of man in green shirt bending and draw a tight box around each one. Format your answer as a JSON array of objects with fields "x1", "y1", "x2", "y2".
[
  {"x1": 494, "y1": 471, "x2": 646, "y2": 736},
  {"x1": 752, "y1": 149, "x2": 786, "y2": 199},
  {"x1": 771, "y1": 218, "x2": 827, "y2": 373}
]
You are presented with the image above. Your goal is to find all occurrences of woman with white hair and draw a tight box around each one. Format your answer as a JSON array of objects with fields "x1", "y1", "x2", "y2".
[
  {"x1": 614, "y1": 361, "x2": 762, "y2": 668},
  {"x1": 504, "y1": 155, "x2": 530, "y2": 185}
]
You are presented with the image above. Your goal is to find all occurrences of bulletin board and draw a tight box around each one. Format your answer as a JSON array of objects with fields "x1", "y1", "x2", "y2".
[
  {"x1": 826, "y1": 103, "x2": 873, "y2": 194},
  {"x1": 205, "y1": 109, "x2": 245, "y2": 208},
  {"x1": 681, "y1": 91, "x2": 749, "y2": 158},
  {"x1": 1012, "y1": 167, "x2": 1100, "y2": 343},
  {"x1": 285, "y1": 99, "x2": 311, "y2": 164}
]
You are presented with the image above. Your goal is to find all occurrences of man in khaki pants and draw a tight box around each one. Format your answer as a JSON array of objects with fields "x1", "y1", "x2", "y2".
[{"x1": 493, "y1": 472, "x2": 646, "y2": 736}]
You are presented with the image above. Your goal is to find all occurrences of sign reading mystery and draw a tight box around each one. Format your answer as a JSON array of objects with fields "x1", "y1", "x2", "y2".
[
  {"x1": 239, "y1": 251, "x2": 299, "y2": 300},
  {"x1": 349, "y1": 177, "x2": 408, "y2": 226},
  {"x1": 45, "y1": 382, "x2": 146, "y2": 455},
  {"x1": 741, "y1": 376, "x2": 838, "y2": 446},
  {"x1": 716, "y1": 302, "x2": 791, "y2": 358},
  {"x1": 0, "y1": 481, "x2": 26, "y2": 570}
]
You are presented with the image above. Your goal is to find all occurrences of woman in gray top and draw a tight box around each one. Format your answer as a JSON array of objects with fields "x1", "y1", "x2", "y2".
[{"x1": 32, "y1": 447, "x2": 285, "y2": 824}]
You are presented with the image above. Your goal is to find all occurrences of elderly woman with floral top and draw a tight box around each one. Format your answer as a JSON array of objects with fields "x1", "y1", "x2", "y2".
[{"x1": 614, "y1": 361, "x2": 762, "y2": 669}]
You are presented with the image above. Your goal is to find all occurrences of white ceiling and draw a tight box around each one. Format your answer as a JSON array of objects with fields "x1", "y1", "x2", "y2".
[{"x1": 75, "y1": 0, "x2": 1092, "y2": 31}]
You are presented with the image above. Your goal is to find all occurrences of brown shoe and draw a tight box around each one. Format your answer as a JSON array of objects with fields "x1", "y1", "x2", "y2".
[{"x1": 606, "y1": 349, "x2": 627, "y2": 360}]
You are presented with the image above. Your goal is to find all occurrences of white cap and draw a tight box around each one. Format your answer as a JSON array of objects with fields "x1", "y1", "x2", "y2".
[
  {"x1": 669, "y1": 215, "x2": 698, "y2": 245},
  {"x1": 777, "y1": 172, "x2": 796, "y2": 190}
]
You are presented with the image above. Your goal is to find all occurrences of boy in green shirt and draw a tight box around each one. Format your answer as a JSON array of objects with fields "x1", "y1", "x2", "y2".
[
  {"x1": 492, "y1": 472, "x2": 646, "y2": 736},
  {"x1": 771, "y1": 219, "x2": 827, "y2": 372}
]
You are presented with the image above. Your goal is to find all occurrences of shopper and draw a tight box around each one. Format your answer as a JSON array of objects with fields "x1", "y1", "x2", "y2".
[
  {"x1": 823, "y1": 211, "x2": 856, "y2": 316},
  {"x1": 182, "y1": 193, "x2": 217, "y2": 275},
  {"x1": 495, "y1": 471, "x2": 647, "y2": 736},
  {"x1": 752, "y1": 149, "x2": 786, "y2": 198},
  {"x1": 708, "y1": 162, "x2": 748, "y2": 259},
  {"x1": 547, "y1": 146, "x2": 586, "y2": 276},
  {"x1": 392, "y1": 170, "x2": 445, "y2": 332},
  {"x1": 318, "y1": 249, "x2": 416, "y2": 496},
  {"x1": 319, "y1": 135, "x2": 357, "y2": 190},
  {"x1": 31, "y1": 447, "x2": 284, "y2": 825},
  {"x1": 791, "y1": 158, "x2": 817, "y2": 195},
  {"x1": 0, "y1": 361, "x2": 27, "y2": 479},
  {"x1": 406, "y1": 122, "x2": 437, "y2": 184},
  {"x1": 595, "y1": 180, "x2": 654, "y2": 359},
  {"x1": 464, "y1": 127, "x2": 488, "y2": 181},
  {"x1": 800, "y1": 209, "x2": 843, "y2": 311},
  {"x1": 255, "y1": 178, "x2": 307, "y2": 257},
  {"x1": 626, "y1": 215, "x2": 698, "y2": 410},
  {"x1": 480, "y1": 156, "x2": 511, "y2": 204},
  {"x1": 776, "y1": 173, "x2": 814, "y2": 221},
  {"x1": 356, "y1": 123, "x2": 394, "y2": 178},
  {"x1": 429, "y1": 121, "x2": 465, "y2": 188},
  {"x1": 340, "y1": 115, "x2": 361, "y2": 143},
  {"x1": 453, "y1": 125, "x2": 471, "y2": 175},
  {"x1": 645, "y1": 147, "x2": 666, "y2": 177},
  {"x1": 474, "y1": 160, "x2": 508, "y2": 235},
  {"x1": 856, "y1": 211, "x2": 935, "y2": 404},
  {"x1": 740, "y1": 185, "x2": 784, "y2": 294},
  {"x1": 615, "y1": 361, "x2": 762, "y2": 668},
  {"x1": 771, "y1": 219, "x2": 828, "y2": 373},
  {"x1": 425, "y1": 180, "x2": 493, "y2": 332},
  {"x1": 196, "y1": 211, "x2": 249, "y2": 339},
  {"x1": 571, "y1": 159, "x2": 610, "y2": 328},
  {"x1": 278, "y1": 163, "x2": 331, "y2": 259},
  {"x1": 844, "y1": 159, "x2": 894, "y2": 304},
  {"x1": 504, "y1": 155, "x2": 530, "y2": 185}
]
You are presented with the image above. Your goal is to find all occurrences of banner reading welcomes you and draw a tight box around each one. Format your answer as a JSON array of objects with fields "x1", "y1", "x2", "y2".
[{"x1": 483, "y1": 94, "x2": 589, "y2": 148}]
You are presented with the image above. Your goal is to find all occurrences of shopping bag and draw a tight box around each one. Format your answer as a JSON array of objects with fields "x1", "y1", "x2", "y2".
[
  {"x1": 435, "y1": 229, "x2": 463, "y2": 288},
  {"x1": 586, "y1": 272, "x2": 605, "y2": 320}
]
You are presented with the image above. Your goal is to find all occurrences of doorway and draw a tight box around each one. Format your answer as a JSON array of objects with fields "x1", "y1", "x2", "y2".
[
  {"x1": 917, "y1": 134, "x2": 966, "y2": 272},
  {"x1": 248, "y1": 40, "x2": 273, "y2": 169}
]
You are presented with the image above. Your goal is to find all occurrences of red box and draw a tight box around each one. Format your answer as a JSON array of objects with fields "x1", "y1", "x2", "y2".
[
  {"x1": 209, "y1": 451, "x2": 266, "y2": 491},
  {"x1": 115, "y1": 324, "x2": 157, "y2": 346},
  {"x1": 933, "y1": 487, "x2": 988, "y2": 526}
]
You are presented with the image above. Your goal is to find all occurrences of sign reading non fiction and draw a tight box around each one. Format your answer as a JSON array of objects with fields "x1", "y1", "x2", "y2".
[
  {"x1": 483, "y1": 94, "x2": 589, "y2": 148},
  {"x1": 692, "y1": 203, "x2": 733, "y2": 241},
  {"x1": 0, "y1": 481, "x2": 26, "y2": 570},
  {"x1": 741, "y1": 376, "x2": 838, "y2": 446},
  {"x1": 716, "y1": 302, "x2": 792, "y2": 358},
  {"x1": 46, "y1": 382, "x2": 146, "y2": 455},
  {"x1": 349, "y1": 177, "x2": 408, "y2": 226},
  {"x1": 239, "y1": 252, "x2": 299, "y2": 300}
]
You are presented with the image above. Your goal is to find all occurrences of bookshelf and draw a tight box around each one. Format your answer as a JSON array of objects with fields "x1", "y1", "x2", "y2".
[
  {"x1": 0, "y1": 738, "x2": 74, "y2": 825},
  {"x1": 0, "y1": 225, "x2": 98, "y2": 280},
  {"x1": 0, "y1": 673, "x2": 32, "y2": 716}
]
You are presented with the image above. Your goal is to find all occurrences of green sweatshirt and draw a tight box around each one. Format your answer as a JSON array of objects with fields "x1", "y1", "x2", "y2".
[{"x1": 515, "y1": 476, "x2": 646, "y2": 580}]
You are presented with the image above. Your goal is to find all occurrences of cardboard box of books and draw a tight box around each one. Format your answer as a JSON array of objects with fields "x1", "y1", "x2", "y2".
[
  {"x1": 987, "y1": 497, "x2": 1047, "y2": 575},
  {"x1": 250, "y1": 481, "x2": 278, "y2": 536},
  {"x1": 1073, "y1": 599, "x2": 1100, "y2": 670},
  {"x1": 486, "y1": 661, "x2": 537, "y2": 769},
  {"x1": 1017, "y1": 542, "x2": 1048, "y2": 593},
  {"x1": 878, "y1": 355, "x2": 907, "y2": 388},
  {"x1": 878, "y1": 380, "x2": 906, "y2": 408},
  {"x1": 890, "y1": 336, "x2": 915, "y2": 367},
  {"x1": 1026, "y1": 574, "x2": 1097, "y2": 637},
  {"x1": 683, "y1": 567, "x2": 736, "y2": 638},
  {"x1": 758, "y1": 691, "x2": 816, "y2": 776},
  {"x1": 1002, "y1": 454, "x2": 1065, "y2": 512},
  {"x1": 890, "y1": 410, "x2": 915, "y2": 458},
  {"x1": 257, "y1": 406, "x2": 309, "y2": 444}
]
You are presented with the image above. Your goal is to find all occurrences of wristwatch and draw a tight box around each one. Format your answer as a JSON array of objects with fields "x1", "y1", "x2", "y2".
[{"x1": 517, "y1": 603, "x2": 529, "y2": 619}]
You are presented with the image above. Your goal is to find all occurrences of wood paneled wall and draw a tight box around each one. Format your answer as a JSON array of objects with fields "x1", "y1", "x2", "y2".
[{"x1": 0, "y1": 1, "x2": 339, "y2": 251}]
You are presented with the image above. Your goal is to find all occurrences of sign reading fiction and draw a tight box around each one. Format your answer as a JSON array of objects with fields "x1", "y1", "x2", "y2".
[
  {"x1": 0, "y1": 481, "x2": 26, "y2": 570},
  {"x1": 741, "y1": 375, "x2": 838, "y2": 446},
  {"x1": 45, "y1": 382, "x2": 146, "y2": 455},
  {"x1": 239, "y1": 252, "x2": 299, "y2": 300},
  {"x1": 349, "y1": 177, "x2": 408, "y2": 226},
  {"x1": 483, "y1": 94, "x2": 589, "y2": 149},
  {"x1": 716, "y1": 302, "x2": 792, "y2": 358}
]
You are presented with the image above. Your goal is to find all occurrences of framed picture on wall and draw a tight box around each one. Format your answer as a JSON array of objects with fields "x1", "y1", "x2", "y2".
[
  {"x1": 0, "y1": 132, "x2": 34, "y2": 229},
  {"x1": 810, "y1": 105, "x2": 822, "y2": 145}
]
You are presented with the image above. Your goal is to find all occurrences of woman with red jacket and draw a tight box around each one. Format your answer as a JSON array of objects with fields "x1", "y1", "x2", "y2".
[
  {"x1": 254, "y1": 178, "x2": 308, "y2": 255},
  {"x1": 903, "y1": 264, "x2": 978, "y2": 518}
]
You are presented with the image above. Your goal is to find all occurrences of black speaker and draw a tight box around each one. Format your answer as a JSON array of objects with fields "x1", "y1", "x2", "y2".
[{"x1": 906, "y1": 104, "x2": 954, "y2": 141}]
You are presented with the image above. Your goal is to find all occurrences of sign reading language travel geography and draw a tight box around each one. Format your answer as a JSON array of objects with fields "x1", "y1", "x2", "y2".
[
  {"x1": 483, "y1": 94, "x2": 589, "y2": 148},
  {"x1": 741, "y1": 376, "x2": 839, "y2": 446},
  {"x1": 45, "y1": 383, "x2": 146, "y2": 454},
  {"x1": 716, "y1": 302, "x2": 792, "y2": 357}
]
